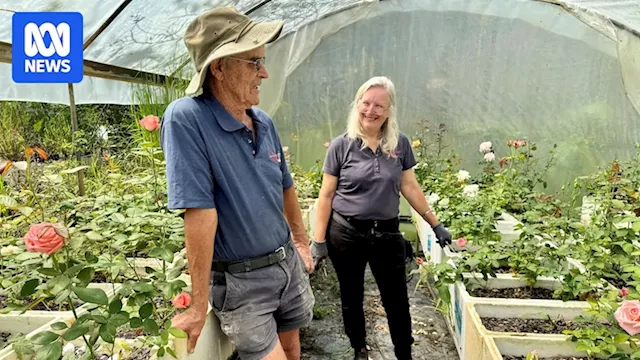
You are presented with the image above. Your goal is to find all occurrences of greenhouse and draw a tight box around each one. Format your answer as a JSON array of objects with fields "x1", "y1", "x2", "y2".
[{"x1": 0, "y1": 0, "x2": 639, "y2": 359}]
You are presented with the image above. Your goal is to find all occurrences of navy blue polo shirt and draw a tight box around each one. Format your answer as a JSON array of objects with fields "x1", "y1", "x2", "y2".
[{"x1": 160, "y1": 94, "x2": 293, "y2": 261}]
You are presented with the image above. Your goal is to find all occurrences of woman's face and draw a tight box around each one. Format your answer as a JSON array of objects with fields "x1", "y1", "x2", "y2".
[{"x1": 358, "y1": 87, "x2": 389, "y2": 135}]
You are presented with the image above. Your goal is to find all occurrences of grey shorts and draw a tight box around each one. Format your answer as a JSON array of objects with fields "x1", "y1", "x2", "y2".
[{"x1": 209, "y1": 241, "x2": 315, "y2": 360}]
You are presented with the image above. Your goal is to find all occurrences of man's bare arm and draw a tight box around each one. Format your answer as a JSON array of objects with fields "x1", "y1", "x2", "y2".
[
  {"x1": 283, "y1": 186, "x2": 314, "y2": 273},
  {"x1": 172, "y1": 207, "x2": 217, "y2": 353}
]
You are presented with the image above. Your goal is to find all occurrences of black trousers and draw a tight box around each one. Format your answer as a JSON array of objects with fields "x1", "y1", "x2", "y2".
[{"x1": 326, "y1": 213, "x2": 414, "y2": 360}]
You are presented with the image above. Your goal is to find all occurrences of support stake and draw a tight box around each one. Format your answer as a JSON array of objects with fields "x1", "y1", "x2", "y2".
[{"x1": 67, "y1": 83, "x2": 85, "y2": 196}]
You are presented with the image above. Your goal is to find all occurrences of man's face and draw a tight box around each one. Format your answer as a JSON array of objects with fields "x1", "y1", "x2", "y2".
[{"x1": 213, "y1": 46, "x2": 269, "y2": 108}]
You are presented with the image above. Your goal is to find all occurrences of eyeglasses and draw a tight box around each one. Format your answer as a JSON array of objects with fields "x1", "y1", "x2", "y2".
[
  {"x1": 358, "y1": 100, "x2": 388, "y2": 114},
  {"x1": 228, "y1": 57, "x2": 266, "y2": 71}
]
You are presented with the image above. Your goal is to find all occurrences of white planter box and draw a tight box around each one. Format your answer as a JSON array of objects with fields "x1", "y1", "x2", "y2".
[
  {"x1": 0, "y1": 313, "x2": 63, "y2": 358},
  {"x1": 0, "y1": 303, "x2": 234, "y2": 360},
  {"x1": 464, "y1": 301, "x2": 589, "y2": 360},
  {"x1": 445, "y1": 273, "x2": 589, "y2": 360},
  {"x1": 483, "y1": 335, "x2": 588, "y2": 360}
]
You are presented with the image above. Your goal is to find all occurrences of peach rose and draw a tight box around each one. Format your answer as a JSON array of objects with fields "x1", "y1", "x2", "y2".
[
  {"x1": 139, "y1": 115, "x2": 160, "y2": 131},
  {"x1": 456, "y1": 238, "x2": 468, "y2": 247},
  {"x1": 615, "y1": 300, "x2": 640, "y2": 335},
  {"x1": 23, "y1": 222, "x2": 66, "y2": 255},
  {"x1": 172, "y1": 292, "x2": 191, "y2": 309}
]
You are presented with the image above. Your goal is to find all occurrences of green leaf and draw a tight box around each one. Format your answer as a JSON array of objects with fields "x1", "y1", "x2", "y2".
[
  {"x1": 139, "y1": 303, "x2": 153, "y2": 319},
  {"x1": 30, "y1": 331, "x2": 59, "y2": 345},
  {"x1": 160, "y1": 247, "x2": 174, "y2": 263},
  {"x1": 633, "y1": 221, "x2": 640, "y2": 233},
  {"x1": 60, "y1": 165, "x2": 89, "y2": 174},
  {"x1": 129, "y1": 317, "x2": 143, "y2": 328},
  {"x1": 61, "y1": 322, "x2": 91, "y2": 341},
  {"x1": 35, "y1": 341, "x2": 62, "y2": 360},
  {"x1": 50, "y1": 322, "x2": 68, "y2": 330},
  {"x1": 0, "y1": 195, "x2": 18, "y2": 209},
  {"x1": 91, "y1": 315, "x2": 108, "y2": 324},
  {"x1": 168, "y1": 327, "x2": 187, "y2": 338},
  {"x1": 19, "y1": 206, "x2": 34, "y2": 217},
  {"x1": 143, "y1": 318, "x2": 160, "y2": 335},
  {"x1": 109, "y1": 299, "x2": 123, "y2": 314},
  {"x1": 108, "y1": 311, "x2": 130, "y2": 326},
  {"x1": 133, "y1": 282, "x2": 155, "y2": 293},
  {"x1": 85, "y1": 252, "x2": 99, "y2": 264},
  {"x1": 99, "y1": 323, "x2": 117, "y2": 343},
  {"x1": 157, "y1": 347, "x2": 165, "y2": 358},
  {"x1": 77, "y1": 268, "x2": 94, "y2": 285},
  {"x1": 50, "y1": 275, "x2": 71, "y2": 295},
  {"x1": 37, "y1": 268, "x2": 60, "y2": 276},
  {"x1": 85, "y1": 231, "x2": 103, "y2": 241},
  {"x1": 614, "y1": 333, "x2": 629, "y2": 344},
  {"x1": 166, "y1": 347, "x2": 177, "y2": 359},
  {"x1": 71, "y1": 286, "x2": 108, "y2": 305},
  {"x1": 111, "y1": 213, "x2": 126, "y2": 223},
  {"x1": 20, "y1": 279, "x2": 40, "y2": 297},
  {"x1": 64, "y1": 264, "x2": 85, "y2": 277}
]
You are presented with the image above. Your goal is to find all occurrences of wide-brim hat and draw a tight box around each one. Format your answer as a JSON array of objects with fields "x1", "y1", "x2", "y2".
[{"x1": 183, "y1": 7, "x2": 284, "y2": 95}]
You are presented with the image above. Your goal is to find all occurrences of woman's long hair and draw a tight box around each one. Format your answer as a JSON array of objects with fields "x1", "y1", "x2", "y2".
[{"x1": 346, "y1": 76, "x2": 399, "y2": 157}]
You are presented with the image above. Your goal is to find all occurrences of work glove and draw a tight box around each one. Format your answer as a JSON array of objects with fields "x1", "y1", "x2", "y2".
[
  {"x1": 432, "y1": 223, "x2": 452, "y2": 248},
  {"x1": 310, "y1": 240, "x2": 329, "y2": 270}
]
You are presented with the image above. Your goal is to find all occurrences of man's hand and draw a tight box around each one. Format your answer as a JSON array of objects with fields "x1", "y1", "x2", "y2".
[
  {"x1": 296, "y1": 242, "x2": 315, "y2": 274},
  {"x1": 171, "y1": 309, "x2": 207, "y2": 354},
  {"x1": 310, "y1": 240, "x2": 328, "y2": 270}
]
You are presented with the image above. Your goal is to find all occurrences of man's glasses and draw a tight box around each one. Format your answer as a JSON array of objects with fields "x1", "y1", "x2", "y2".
[{"x1": 228, "y1": 57, "x2": 266, "y2": 71}]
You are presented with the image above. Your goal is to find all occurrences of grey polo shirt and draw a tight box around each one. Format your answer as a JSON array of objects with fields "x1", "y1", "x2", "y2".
[
  {"x1": 160, "y1": 94, "x2": 293, "y2": 261},
  {"x1": 323, "y1": 133, "x2": 416, "y2": 220}
]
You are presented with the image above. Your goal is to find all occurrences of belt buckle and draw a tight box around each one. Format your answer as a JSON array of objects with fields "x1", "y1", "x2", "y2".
[{"x1": 275, "y1": 244, "x2": 286, "y2": 260}]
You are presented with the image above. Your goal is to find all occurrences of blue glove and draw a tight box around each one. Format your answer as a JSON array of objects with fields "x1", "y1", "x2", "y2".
[{"x1": 432, "y1": 224, "x2": 452, "y2": 248}]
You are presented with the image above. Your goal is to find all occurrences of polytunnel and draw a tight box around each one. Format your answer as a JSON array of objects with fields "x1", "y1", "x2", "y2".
[{"x1": 0, "y1": 0, "x2": 638, "y2": 188}]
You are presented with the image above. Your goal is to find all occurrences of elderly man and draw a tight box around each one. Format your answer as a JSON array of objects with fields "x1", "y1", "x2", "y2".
[{"x1": 160, "y1": 7, "x2": 315, "y2": 360}]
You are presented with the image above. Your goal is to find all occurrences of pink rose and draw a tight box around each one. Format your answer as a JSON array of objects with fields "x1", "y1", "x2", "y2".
[
  {"x1": 139, "y1": 115, "x2": 160, "y2": 131},
  {"x1": 615, "y1": 300, "x2": 640, "y2": 335},
  {"x1": 621, "y1": 288, "x2": 630, "y2": 297},
  {"x1": 172, "y1": 292, "x2": 191, "y2": 309},
  {"x1": 23, "y1": 223, "x2": 66, "y2": 255},
  {"x1": 416, "y1": 257, "x2": 424, "y2": 265},
  {"x1": 456, "y1": 238, "x2": 467, "y2": 247}
]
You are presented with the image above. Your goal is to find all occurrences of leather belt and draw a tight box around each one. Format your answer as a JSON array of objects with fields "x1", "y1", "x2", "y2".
[{"x1": 211, "y1": 239, "x2": 291, "y2": 274}]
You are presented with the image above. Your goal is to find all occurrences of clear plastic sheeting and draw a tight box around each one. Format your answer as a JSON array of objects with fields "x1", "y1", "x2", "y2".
[
  {"x1": 0, "y1": 62, "x2": 166, "y2": 105},
  {"x1": 82, "y1": 0, "x2": 257, "y2": 77},
  {"x1": 0, "y1": 0, "x2": 126, "y2": 44},
  {"x1": 557, "y1": 0, "x2": 640, "y2": 34},
  {"x1": 266, "y1": 0, "x2": 640, "y2": 190}
]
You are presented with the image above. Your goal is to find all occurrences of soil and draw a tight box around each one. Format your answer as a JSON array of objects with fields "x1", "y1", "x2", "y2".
[
  {"x1": 503, "y1": 357, "x2": 586, "y2": 360},
  {"x1": 75, "y1": 346, "x2": 150, "y2": 360},
  {"x1": 300, "y1": 260, "x2": 459, "y2": 360},
  {"x1": 468, "y1": 287, "x2": 556, "y2": 299},
  {"x1": 482, "y1": 317, "x2": 580, "y2": 334},
  {"x1": 92, "y1": 272, "x2": 109, "y2": 283},
  {"x1": 0, "y1": 332, "x2": 10, "y2": 349}
]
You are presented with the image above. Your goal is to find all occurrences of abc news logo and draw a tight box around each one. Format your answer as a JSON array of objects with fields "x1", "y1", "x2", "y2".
[
  {"x1": 24, "y1": 22, "x2": 72, "y2": 73},
  {"x1": 12, "y1": 12, "x2": 83, "y2": 83}
]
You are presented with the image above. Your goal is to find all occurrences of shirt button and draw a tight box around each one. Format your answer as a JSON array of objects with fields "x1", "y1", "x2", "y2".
[
  {"x1": 248, "y1": 139, "x2": 252, "y2": 143},
  {"x1": 252, "y1": 150, "x2": 256, "y2": 155}
]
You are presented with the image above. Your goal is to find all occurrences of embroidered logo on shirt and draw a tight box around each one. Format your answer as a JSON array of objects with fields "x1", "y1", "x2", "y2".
[{"x1": 269, "y1": 151, "x2": 281, "y2": 164}]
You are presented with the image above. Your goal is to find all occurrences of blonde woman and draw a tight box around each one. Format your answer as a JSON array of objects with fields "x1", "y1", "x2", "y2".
[{"x1": 310, "y1": 76, "x2": 452, "y2": 360}]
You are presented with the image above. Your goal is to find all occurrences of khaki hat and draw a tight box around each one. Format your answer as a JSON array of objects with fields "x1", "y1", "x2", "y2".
[{"x1": 183, "y1": 7, "x2": 284, "y2": 95}]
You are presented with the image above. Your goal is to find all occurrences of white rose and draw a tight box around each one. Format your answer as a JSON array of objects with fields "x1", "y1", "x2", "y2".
[
  {"x1": 479, "y1": 141, "x2": 492, "y2": 153},
  {"x1": 439, "y1": 198, "x2": 450, "y2": 208},
  {"x1": 457, "y1": 170, "x2": 470, "y2": 182},
  {"x1": 463, "y1": 184, "x2": 479, "y2": 198},
  {"x1": 484, "y1": 152, "x2": 496, "y2": 162},
  {"x1": 428, "y1": 193, "x2": 440, "y2": 205},
  {"x1": 0, "y1": 245, "x2": 23, "y2": 256}
]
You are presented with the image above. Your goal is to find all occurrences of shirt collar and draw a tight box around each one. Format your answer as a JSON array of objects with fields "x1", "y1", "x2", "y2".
[{"x1": 204, "y1": 95, "x2": 264, "y2": 132}]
